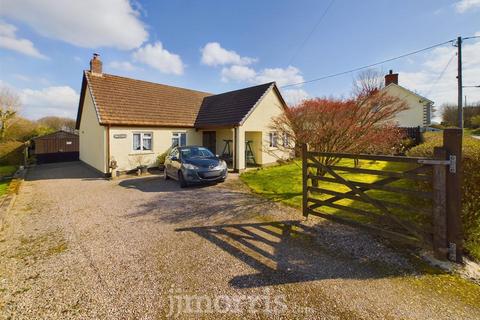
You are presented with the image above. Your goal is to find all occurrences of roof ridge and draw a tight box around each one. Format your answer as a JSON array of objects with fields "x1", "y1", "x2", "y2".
[
  {"x1": 84, "y1": 70, "x2": 213, "y2": 96},
  {"x1": 207, "y1": 82, "x2": 275, "y2": 99},
  {"x1": 383, "y1": 83, "x2": 433, "y2": 103}
]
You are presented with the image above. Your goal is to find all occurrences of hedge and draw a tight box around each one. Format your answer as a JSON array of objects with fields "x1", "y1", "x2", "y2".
[
  {"x1": 0, "y1": 141, "x2": 25, "y2": 165},
  {"x1": 407, "y1": 132, "x2": 480, "y2": 261}
]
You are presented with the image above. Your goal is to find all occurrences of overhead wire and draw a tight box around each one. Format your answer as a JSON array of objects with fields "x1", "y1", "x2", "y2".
[
  {"x1": 281, "y1": 39, "x2": 456, "y2": 88},
  {"x1": 424, "y1": 51, "x2": 456, "y2": 97},
  {"x1": 287, "y1": 0, "x2": 336, "y2": 66}
]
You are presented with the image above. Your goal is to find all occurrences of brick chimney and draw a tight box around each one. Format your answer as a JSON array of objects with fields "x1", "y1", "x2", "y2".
[
  {"x1": 89, "y1": 53, "x2": 102, "y2": 75},
  {"x1": 385, "y1": 69, "x2": 398, "y2": 86}
]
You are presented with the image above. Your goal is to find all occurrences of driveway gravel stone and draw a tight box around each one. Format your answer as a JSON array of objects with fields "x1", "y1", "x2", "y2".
[{"x1": 0, "y1": 162, "x2": 479, "y2": 319}]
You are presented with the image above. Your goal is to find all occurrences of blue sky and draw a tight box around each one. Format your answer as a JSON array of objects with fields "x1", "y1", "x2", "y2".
[{"x1": 0, "y1": 0, "x2": 479, "y2": 120}]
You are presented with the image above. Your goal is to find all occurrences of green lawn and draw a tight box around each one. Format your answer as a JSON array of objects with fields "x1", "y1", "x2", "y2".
[
  {"x1": 0, "y1": 165, "x2": 16, "y2": 197},
  {"x1": 0, "y1": 166, "x2": 17, "y2": 196},
  {"x1": 0, "y1": 180, "x2": 10, "y2": 197},
  {"x1": 465, "y1": 128, "x2": 480, "y2": 136},
  {"x1": 241, "y1": 159, "x2": 430, "y2": 236}
]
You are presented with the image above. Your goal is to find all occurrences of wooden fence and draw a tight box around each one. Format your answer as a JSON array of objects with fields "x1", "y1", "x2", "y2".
[
  {"x1": 302, "y1": 128, "x2": 463, "y2": 262},
  {"x1": 399, "y1": 126, "x2": 422, "y2": 145}
]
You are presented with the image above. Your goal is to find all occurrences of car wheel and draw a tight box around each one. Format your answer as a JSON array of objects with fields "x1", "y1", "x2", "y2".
[
  {"x1": 164, "y1": 168, "x2": 169, "y2": 180},
  {"x1": 178, "y1": 171, "x2": 188, "y2": 188}
]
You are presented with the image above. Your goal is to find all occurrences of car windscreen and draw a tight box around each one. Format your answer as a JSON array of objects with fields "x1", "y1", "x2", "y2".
[{"x1": 180, "y1": 147, "x2": 215, "y2": 159}]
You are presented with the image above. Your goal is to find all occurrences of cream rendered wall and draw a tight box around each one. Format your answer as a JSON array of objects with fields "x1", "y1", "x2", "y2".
[
  {"x1": 245, "y1": 131, "x2": 263, "y2": 164},
  {"x1": 241, "y1": 88, "x2": 292, "y2": 168},
  {"x1": 383, "y1": 85, "x2": 427, "y2": 127},
  {"x1": 214, "y1": 129, "x2": 233, "y2": 156},
  {"x1": 109, "y1": 127, "x2": 201, "y2": 171},
  {"x1": 79, "y1": 88, "x2": 107, "y2": 173}
]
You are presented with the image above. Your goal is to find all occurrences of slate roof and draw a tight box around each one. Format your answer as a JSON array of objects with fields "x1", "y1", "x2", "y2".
[
  {"x1": 76, "y1": 71, "x2": 285, "y2": 129},
  {"x1": 195, "y1": 82, "x2": 275, "y2": 127}
]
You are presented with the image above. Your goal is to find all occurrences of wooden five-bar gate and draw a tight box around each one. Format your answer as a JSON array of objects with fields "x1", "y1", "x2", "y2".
[{"x1": 302, "y1": 128, "x2": 463, "y2": 262}]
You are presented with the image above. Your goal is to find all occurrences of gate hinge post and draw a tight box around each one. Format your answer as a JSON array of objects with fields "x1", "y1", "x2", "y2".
[{"x1": 449, "y1": 155, "x2": 456, "y2": 173}]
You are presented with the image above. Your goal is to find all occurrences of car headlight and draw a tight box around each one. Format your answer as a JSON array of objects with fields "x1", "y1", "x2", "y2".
[
  {"x1": 219, "y1": 160, "x2": 227, "y2": 169},
  {"x1": 183, "y1": 163, "x2": 198, "y2": 170}
]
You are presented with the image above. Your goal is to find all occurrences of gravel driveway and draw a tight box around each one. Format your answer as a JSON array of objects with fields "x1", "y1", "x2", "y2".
[{"x1": 1, "y1": 162, "x2": 479, "y2": 319}]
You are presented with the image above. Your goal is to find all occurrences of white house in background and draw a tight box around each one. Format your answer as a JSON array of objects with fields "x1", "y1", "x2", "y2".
[
  {"x1": 75, "y1": 54, "x2": 292, "y2": 176},
  {"x1": 381, "y1": 70, "x2": 433, "y2": 128}
]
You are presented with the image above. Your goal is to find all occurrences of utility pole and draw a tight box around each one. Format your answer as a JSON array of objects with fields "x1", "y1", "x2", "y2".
[{"x1": 456, "y1": 36, "x2": 463, "y2": 129}]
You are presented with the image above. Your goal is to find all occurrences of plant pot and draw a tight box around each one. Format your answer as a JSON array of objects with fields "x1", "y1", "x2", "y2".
[
  {"x1": 158, "y1": 164, "x2": 165, "y2": 171},
  {"x1": 137, "y1": 165, "x2": 148, "y2": 175}
]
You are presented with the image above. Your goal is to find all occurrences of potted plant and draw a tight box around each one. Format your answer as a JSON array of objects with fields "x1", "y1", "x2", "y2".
[
  {"x1": 132, "y1": 154, "x2": 148, "y2": 175},
  {"x1": 157, "y1": 148, "x2": 170, "y2": 171}
]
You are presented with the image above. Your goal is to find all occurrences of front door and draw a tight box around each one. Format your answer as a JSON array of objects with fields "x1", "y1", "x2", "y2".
[{"x1": 202, "y1": 131, "x2": 216, "y2": 154}]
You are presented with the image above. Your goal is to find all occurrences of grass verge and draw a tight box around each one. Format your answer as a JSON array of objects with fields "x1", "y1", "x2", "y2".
[
  {"x1": 240, "y1": 159, "x2": 428, "y2": 229},
  {"x1": 0, "y1": 180, "x2": 10, "y2": 197}
]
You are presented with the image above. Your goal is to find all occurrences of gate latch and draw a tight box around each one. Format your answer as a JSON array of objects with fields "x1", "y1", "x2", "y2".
[{"x1": 417, "y1": 155, "x2": 456, "y2": 173}]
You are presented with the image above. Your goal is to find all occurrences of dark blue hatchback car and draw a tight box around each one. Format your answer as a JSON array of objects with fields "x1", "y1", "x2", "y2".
[{"x1": 164, "y1": 146, "x2": 228, "y2": 187}]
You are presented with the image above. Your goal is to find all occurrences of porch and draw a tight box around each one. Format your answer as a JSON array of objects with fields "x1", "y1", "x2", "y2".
[{"x1": 197, "y1": 128, "x2": 264, "y2": 172}]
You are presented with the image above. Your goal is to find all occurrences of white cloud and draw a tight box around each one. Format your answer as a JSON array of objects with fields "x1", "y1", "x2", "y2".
[
  {"x1": 220, "y1": 64, "x2": 305, "y2": 88},
  {"x1": 20, "y1": 86, "x2": 79, "y2": 119},
  {"x1": 108, "y1": 60, "x2": 137, "y2": 71},
  {"x1": 0, "y1": 20, "x2": 46, "y2": 59},
  {"x1": 281, "y1": 88, "x2": 309, "y2": 106},
  {"x1": 201, "y1": 42, "x2": 256, "y2": 66},
  {"x1": 254, "y1": 66, "x2": 304, "y2": 87},
  {"x1": 12, "y1": 74, "x2": 31, "y2": 82},
  {"x1": 221, "y1": 65, "x2": 256, "y2": 82},
  {"x1": 0, "y1": 0, "x2": 148, "y2": 50},
  {"x1": 398, "y1": 35, "x2": 480, "y2": 119},
  {"x1": 455, "y1": 0, "x2": 480, "y2": 13},
  {"x1": 133, "y1": 42, "x2": 184, "y2": 75}
]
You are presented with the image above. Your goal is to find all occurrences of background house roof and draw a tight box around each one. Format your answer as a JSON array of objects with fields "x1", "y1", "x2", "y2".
[
  {"x1": 77, "y1": 72, "x2": 284, "y2": 128},
  {"x1": 383, "y1": 83, "x2": 434, "y2": 104},
  {"x1": 32, "y1": 130, "x2": 78, "y2": 140}
]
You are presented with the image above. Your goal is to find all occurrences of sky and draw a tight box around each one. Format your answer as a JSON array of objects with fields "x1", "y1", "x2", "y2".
[{"x1": 0, "y1": 0, "x2": 479, "y2": 122}]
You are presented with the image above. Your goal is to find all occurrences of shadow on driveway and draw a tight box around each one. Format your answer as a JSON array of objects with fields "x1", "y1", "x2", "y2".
[
  {"x1": 25, "y1": 161, "x2": 104, "y2": 181},
  {"x1": 118, "y1": 176, "x2": 214, "y2": 193},
  {"x1": 176, "y1": 220, "x2": 413, "y2": 288},
  {"x1": 125, "y1": 184, "x2": 272, "y2": 224}
]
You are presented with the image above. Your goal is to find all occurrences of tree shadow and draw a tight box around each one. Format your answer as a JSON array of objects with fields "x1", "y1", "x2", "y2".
[
  {"x1": 125, "y1": 185, "x2": 273, "y2": 224},
  {"x1": 176, "y1": 220, "x2": 418, "y2": 288},
  {"x1": 25, "y1": 161, "x2": 105, "y2": 181},
  {"x1": 118, "y1": 176, "x2": 214, "y2": 193}
]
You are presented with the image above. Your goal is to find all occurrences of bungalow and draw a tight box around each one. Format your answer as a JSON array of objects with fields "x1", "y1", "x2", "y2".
[
  {"x1": 381, "y1": 70, "x2": 433, "y2": 128},
  {"x1": 75, "y1": 54, "x2": 291, "y2": 176}
]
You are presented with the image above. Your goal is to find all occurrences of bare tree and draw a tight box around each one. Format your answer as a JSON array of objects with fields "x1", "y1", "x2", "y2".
[
  {"x1": 352, "y1": 69, "x2": 384, "y2": 97},
  {"x1": 37, "y1": 116, "x2": 76, "y2": 132},
  {"x1": 0, "y1": 87, "x2": 21, "y2": 141}
]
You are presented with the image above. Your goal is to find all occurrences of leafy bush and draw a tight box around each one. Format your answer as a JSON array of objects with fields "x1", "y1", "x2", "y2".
[
  {"x1": 0, "y1": 141, "x2": 24, "y2": 165},
  {"x1": 471, "y1": 115, "x2": 480, "y2": 128},
  {"x1": 407, "y1": 132, "x2": 480, "y2": 261},
  {"x1": 471, "y1": 128, "x2": 480, "y2": 136},
  {"x1": 157, "y1": 148, "x2": 171, "y2": 166}
]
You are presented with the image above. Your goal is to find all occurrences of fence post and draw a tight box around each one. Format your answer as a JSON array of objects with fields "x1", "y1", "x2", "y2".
[
  {"x1": 302, "y1": 143, "x2": 308, "y2": 217},
  {"x1": 443, "y1": 128, "x2": 463, "y2": 263},
  {"x1": 432, "y1": 147, "x2": 448, "y2": 260}
]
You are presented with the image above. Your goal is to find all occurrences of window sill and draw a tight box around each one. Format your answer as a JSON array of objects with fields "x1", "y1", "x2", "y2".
[{"x1": 129, "y1": 152, "x2": 154, "y2": 156}]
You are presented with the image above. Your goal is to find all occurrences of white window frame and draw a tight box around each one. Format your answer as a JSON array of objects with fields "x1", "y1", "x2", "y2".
[
  {"x1": 269, "y1": 132, "x2": 278, "y2": 148},
  {"x1": 132, "y1": 132, "x2": 153, "y2": 151},
  {"x1": 172, "y1": 132, "x2": 187, "y2": 147},
  {"x1": 282, "y1": 132, "x2": 289, "y2": 148}
]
